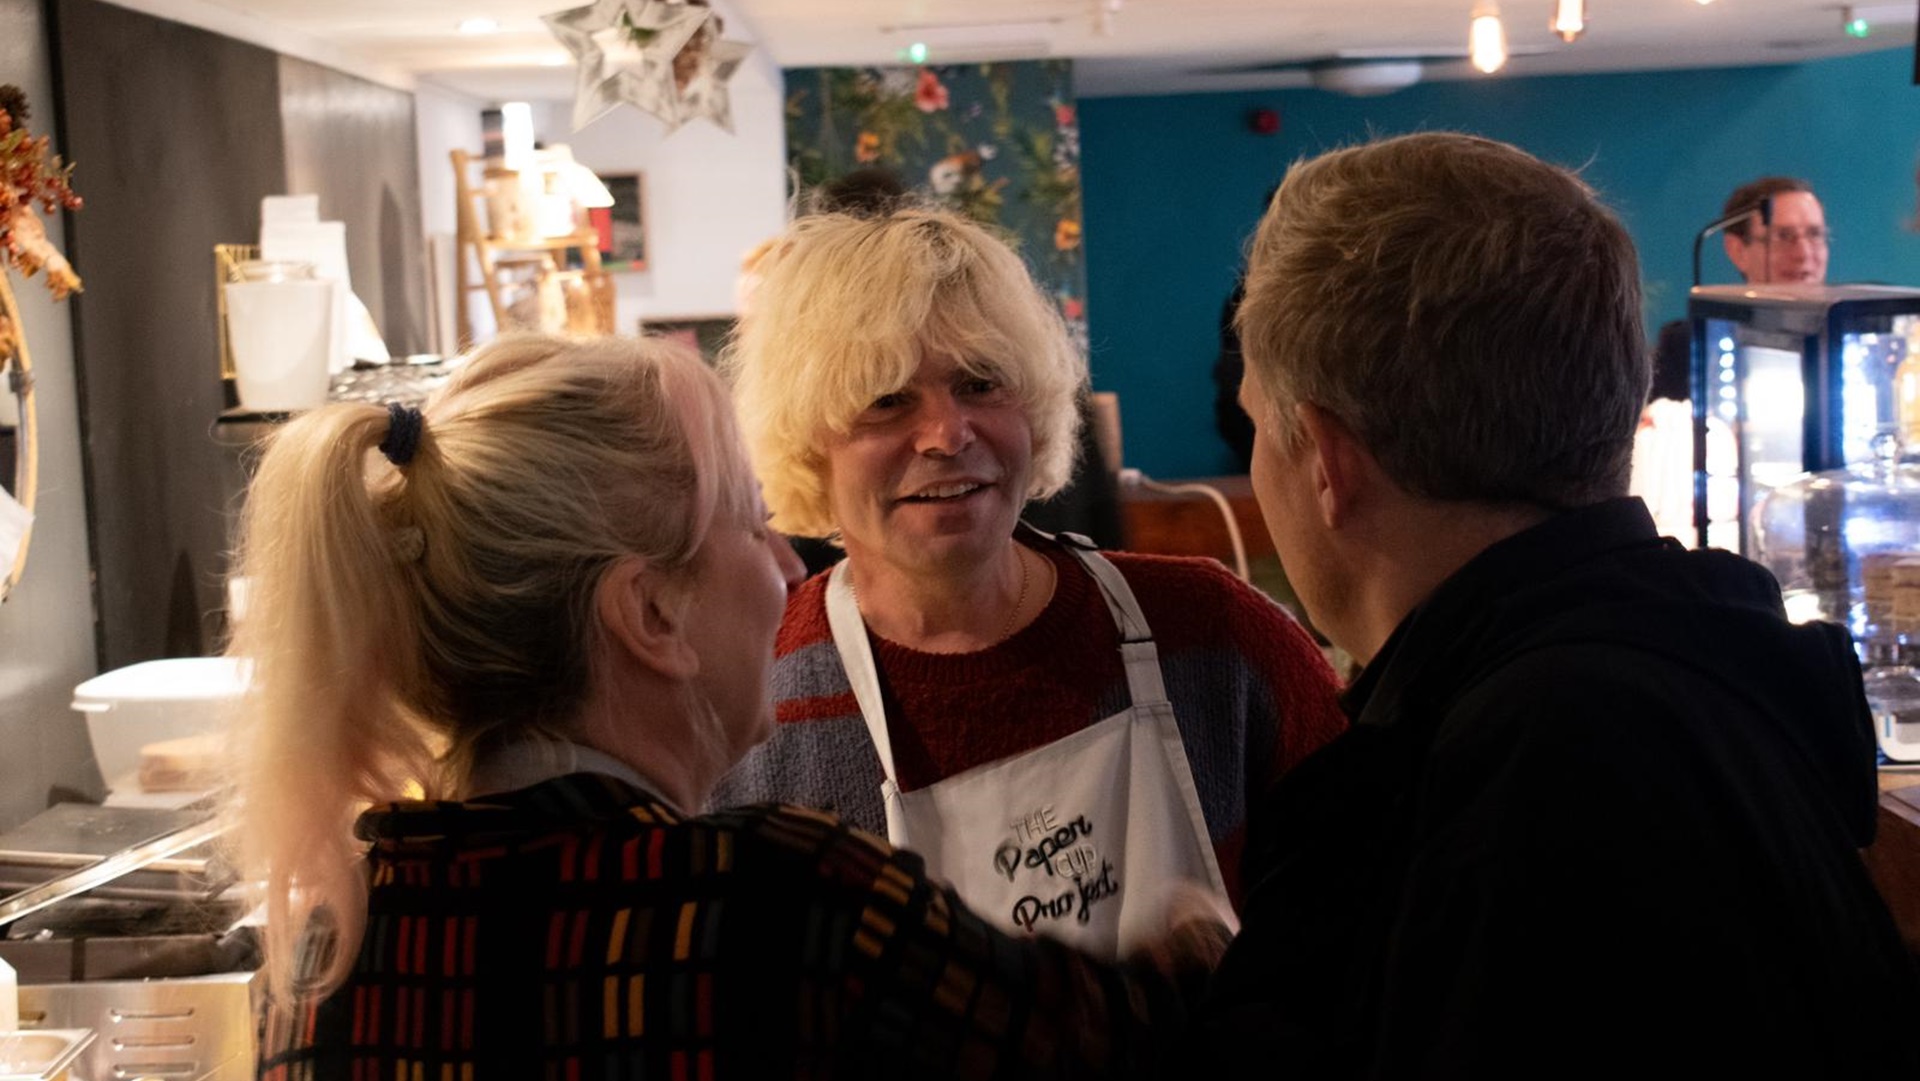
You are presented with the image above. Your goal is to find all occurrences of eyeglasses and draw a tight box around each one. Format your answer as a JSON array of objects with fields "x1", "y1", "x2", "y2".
[{"x1": 1751, "y1": 227, "x2": 1830, "y2": 248}]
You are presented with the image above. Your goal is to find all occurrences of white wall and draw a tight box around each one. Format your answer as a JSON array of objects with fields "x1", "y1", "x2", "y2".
[
  {"x1": 413, "y1": 82, "x2": 488, "y2": 351},
  {"x1": 542, "y1": 54, "x2": 788, "y2": 331},
  {"x1": 415, "y1": 82, "x2": 486, "y2": 241}
]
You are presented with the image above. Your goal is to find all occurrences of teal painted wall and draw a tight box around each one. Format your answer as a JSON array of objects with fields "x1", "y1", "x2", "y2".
[{"x1": 1081, "y1": 46, "x2": 1920, "y2": 478}]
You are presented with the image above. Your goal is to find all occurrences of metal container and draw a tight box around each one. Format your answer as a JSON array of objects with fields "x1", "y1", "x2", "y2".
[
  {"x1": 0, "y1": 801, "x2": 257, "y2": 1080},
  {"x1": 0, "y1": 1029, "x2": 94, "y2": 1081},
  {"x1": 20, "y1": 973, "x2": 256, "y2": 1081}
]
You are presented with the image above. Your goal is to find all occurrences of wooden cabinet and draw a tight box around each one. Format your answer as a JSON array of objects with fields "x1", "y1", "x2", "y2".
[{"x1": 1867, "y1": 774, "x2": 1920, "y2": 959}]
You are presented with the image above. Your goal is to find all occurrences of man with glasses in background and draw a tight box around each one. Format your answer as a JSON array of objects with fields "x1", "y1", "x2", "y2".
[
  {"x1": 1632, "y1": 176, "x2": 1828, "y2": 539},
  {"x1": 1720, "y1": 175, "x2": 1829, "y2": 284}
]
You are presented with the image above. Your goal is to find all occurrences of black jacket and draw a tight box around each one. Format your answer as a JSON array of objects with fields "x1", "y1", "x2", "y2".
[{"x1": 1206, "y1": 498, "x2": 1919, "y2": 1079}]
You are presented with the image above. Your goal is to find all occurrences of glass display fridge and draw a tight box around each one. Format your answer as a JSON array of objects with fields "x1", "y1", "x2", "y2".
[{"x1": 1688, "y1": 284, "x2": 1920, "y2": 556}]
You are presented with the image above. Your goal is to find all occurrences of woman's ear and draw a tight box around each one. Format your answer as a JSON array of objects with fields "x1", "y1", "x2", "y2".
[{"x1": 595, "y1": 556, "x2": 699, "y2": 680}]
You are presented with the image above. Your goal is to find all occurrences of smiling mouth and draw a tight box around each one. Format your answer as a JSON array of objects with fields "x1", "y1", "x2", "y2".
[{"x1": 900, "y1": 482, "x2": 987, "y2": 503}]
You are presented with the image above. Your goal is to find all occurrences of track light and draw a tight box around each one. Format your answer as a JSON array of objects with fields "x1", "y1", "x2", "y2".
[
  {"x1": 1551, "y1": 0, "x2": 1586, "y2": 42},
  {"x1": 1470, "y1": 2, "x2": 1509, "y2": 73}
]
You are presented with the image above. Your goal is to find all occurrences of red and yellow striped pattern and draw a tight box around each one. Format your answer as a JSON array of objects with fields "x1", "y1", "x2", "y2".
[{"x1": 258, "y1": 773, "x2": 1192, "y2": 1080}]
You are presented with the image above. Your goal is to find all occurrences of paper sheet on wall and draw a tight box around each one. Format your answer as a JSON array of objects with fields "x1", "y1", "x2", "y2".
[
  {"x1": 260, "y1": 220, "x2": 350, "y2": 288},
  {"x1": 259, "y1": 218, "x2": 387, "y2": 368},
  {"x1": 0, "y1": 485, "x2": 32, "y2": 582},
  {"x1": 260, "y1": 219, "x2": 350, "y2": 374},
  {"x1": 346, "y1": 298, "x2": 390, "y2": 364},
  {"x1": 261, "y1": 194, "x2": 319, "y2": 227}
]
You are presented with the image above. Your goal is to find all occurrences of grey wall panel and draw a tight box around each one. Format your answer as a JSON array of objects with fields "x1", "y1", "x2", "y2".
[
  {"x1": 55, "y1": 0, "x2": 288, "y2": 670},
  {"x1": 277, "y1": 56, "x2": 429, "y2": 356},
  {"x1": 0, "y1": 0, "x2": 108, "y2": 823}
]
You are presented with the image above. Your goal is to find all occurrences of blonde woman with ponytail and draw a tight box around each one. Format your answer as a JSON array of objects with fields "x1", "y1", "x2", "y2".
[{"x1": 236, "y1": 335, "x2": 1204, "y2": 1079}]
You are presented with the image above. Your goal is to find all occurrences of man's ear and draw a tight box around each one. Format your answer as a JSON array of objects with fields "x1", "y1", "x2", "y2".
[
  {"x1": 595, "y1": 556, "x2": 700, "y2": 680},
  {"x1": 1722, "y1": 233, "x2": 1753, "y2": 281},
  {"x1": 1294, "y1": 402, "x2": 1372, "y2": 531}
]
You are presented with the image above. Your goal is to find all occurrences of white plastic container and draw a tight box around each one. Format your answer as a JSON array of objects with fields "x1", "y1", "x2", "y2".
[
  {"x1": 224, "y1": 265, "x2": 335, "y2": 412},
  {"x1": 70, "y1": 659, "x2": 249, "y2": 791}
]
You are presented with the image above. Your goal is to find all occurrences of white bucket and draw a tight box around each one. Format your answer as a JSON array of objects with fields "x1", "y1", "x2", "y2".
[{"x1": 224, "y1": 278, "x2": 335, "y2": 411}]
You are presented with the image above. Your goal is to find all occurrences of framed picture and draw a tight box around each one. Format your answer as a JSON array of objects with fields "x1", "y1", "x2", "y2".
[{"x1": 592, "y1": 173, "x2": 648, "y2": 272}]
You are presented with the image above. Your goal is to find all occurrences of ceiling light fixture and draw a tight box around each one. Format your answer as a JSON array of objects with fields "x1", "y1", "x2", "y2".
[
  {"x1": 1095, "y1": 0, "x2": 1124, "y2": 37},
  {"x1": 1470, "y1": 2, "x2": 1509, "y2": 72},
  {"x1": 458, "y1": 17, "x2": 501, "y2": 34},
  {"x1": 1550, "y1": 0, "x2": 1586, "y2": 42}
]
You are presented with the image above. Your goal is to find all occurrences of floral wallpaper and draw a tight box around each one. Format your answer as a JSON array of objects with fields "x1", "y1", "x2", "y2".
[{"x1": 784, "y1": 60, "x2": 1088, "y2": 351}]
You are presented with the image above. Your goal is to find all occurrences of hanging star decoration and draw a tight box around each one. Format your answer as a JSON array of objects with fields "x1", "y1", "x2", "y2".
[
  {"x1": 543, "y1": 0, "x2": 754, "y2": 133},
  {"x1": 674, "y1": 30, "x2": 751, "y2": 133}
]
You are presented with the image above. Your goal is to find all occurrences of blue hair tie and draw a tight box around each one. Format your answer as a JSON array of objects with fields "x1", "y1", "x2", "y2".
[{"x1": 378, "y1": 403, "x2": 425, "y2": 467}]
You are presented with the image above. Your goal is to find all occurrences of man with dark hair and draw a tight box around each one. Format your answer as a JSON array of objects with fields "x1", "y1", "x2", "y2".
[
  {"x1": 1721, "y1": 174, "x2": 1828, "y2": 283},
  {"x1": 1631, "y1": 176, "x2": 1826, "y2": 539},
  {"x1": 1208, "y1": 132, "x2": 1917, "y2": 1078}
]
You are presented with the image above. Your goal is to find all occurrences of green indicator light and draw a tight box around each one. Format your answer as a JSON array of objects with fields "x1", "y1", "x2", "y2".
[
  {"x1": 1845, "y1": 17, "x2": 1871, "y2": 36},
  {"x1": 908, "y1": 42, "x2": 929, "y2": 63}
]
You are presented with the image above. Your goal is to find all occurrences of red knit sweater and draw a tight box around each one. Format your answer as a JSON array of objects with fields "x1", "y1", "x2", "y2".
[{"x1": 715, "y1": 540, "x2": 1349, "y2": 906}]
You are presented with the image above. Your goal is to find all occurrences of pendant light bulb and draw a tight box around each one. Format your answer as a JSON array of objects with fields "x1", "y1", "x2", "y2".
[
  {"x1": 1469, "y1": 4, "x2": 1509, "y2": 73},
  {"x1": 1551, "y1": 0, "x2": 1586, "y2": 41},
  {"x1": 500, "y1": 102, "x2": 536, "y2": 172}
]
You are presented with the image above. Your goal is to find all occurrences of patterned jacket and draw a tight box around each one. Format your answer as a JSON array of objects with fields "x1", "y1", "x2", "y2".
[{"x1": 258, "y1": 773, "x2": 1201, "y2": 1080}]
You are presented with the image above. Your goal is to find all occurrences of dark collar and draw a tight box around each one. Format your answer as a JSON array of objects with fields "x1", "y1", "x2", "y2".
[{"x1": 1341, "y1": 497, "x2": 1664, "y2": 726}]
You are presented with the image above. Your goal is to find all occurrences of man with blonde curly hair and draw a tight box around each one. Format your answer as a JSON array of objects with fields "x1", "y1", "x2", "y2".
[
  {"x1": 714, "y1": 208, "x2": 1347, "y2": 959},
  {"x1": 1208, "y1": 132, "x2": 1917, "y2": 1077}
]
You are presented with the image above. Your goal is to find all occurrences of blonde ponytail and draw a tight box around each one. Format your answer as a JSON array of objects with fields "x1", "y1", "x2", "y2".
[
  {"x1": 229, "y1": 402, "x2": 436, "y2": 1002},
  {"x1": 230, "y1": 334, "x2": 758, "y2": 1002}
]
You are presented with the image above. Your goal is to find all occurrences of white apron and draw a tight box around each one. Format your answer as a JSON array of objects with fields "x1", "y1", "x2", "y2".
[{"x1": 825, "y1": 536, "x2": 1228, "y2": 958}]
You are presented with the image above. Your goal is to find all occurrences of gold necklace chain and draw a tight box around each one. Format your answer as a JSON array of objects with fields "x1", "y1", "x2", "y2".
[{"x1": 998, "y1": 544, "x2": 1032, "y2": 644}]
